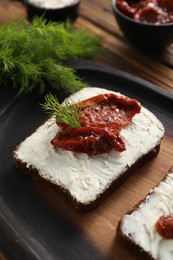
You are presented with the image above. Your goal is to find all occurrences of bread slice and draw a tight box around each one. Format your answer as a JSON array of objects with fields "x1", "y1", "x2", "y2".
[
  {"x1": 117, "y1": 166, "x2": 173, "y2": 260},
  {"x1": 13, "y1": 87, "x2": 164, "y2": 211}
]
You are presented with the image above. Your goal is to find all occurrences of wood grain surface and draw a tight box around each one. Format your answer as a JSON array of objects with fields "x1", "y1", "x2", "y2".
[
  {"x1": 1, "y1": 0, "x2": 173, "y2": 94},
  {"x1": 0, "y1": 1, "x2": 173, "y2": 260}
]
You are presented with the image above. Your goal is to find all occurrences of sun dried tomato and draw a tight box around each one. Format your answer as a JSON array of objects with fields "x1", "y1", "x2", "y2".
[
  {"x1": 52, "y1": 93, "x2": 141, "y2": 155},
  {"x1": 79, "y1": 93, "x2": 140, "y2": 129},
  {"x1": 51, "y1": 126, "x2": 126, "y2": 155},
  {"x1": 116, "y1": 0, "x2": 173, "y2": 24},
  {"x1": 155, "y1": 213, "x2": 173, "y2": 239}
]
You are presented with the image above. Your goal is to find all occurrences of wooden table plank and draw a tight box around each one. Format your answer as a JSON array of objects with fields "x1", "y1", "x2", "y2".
[
  {"x1": 1, "y1": 0, "x2": 173, "y2": 93},
  {"x1": 76, "y1": 17, "x2": 173, "y2": 93},
  {"x1": 0, "y1": 0, "x2": 25, "y2": 23},
  {"x1": 79, "y1": 0, "x2": 173, "y2": 92}
]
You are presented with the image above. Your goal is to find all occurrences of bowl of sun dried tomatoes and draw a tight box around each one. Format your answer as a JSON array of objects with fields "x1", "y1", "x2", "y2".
[{"x1": 112, "y1": 0, "x2": 173, "y2": 51}]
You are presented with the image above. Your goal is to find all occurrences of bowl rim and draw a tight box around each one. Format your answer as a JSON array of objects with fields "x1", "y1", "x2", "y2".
[
  {"x1": 25, "y1": 0, "x2": 80, "y2": 11},
  {"x1": 112, "y1": 0, "x2": 173, "y2": 28}
]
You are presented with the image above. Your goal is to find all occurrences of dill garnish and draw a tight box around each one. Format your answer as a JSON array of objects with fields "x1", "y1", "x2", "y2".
[
  {"x1": 41, "y1": 93, "x2": 81, "y2": 128},
  {"x1": 0, "y1": 17, "x2": 102, "y2": 95}
]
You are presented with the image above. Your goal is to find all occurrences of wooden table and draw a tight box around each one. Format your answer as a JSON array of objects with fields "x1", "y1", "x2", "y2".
[
  {"x1": 0, "y1": 1, "x2": 173, "y2": 260},
  {"x1": 1, "y1": 0, "x2": 173, "y2": 93}
]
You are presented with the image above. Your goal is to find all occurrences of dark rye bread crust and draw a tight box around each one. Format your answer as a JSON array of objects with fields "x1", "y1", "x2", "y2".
[
  {"x1": 13, "y1": 144, "x2": 160, "y2": 212},
  {"x1": 116, "y1": 166, "x2": 173, "y2": 260}
]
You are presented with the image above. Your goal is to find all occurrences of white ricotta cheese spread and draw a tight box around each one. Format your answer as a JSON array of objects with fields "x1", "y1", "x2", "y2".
[
  {"x1": 28, "y1": 0, "x2": 79, "y2": 9},
  {"x1": 121, "y1": 168, "x2": 173, "y2": 260},
  {"x1": 14, "y1": 87, "x2": 164, "y2": 205}
]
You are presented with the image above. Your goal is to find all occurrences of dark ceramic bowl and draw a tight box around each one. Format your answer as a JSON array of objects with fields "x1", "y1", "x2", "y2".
[
  {"x1": 112, "y1": 0, "x2": 173, "y2": 52},
  {"x1": 25, "y1": 0, "x2": 80, "y2": 23}
]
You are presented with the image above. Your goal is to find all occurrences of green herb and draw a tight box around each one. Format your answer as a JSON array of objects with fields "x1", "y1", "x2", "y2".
[
  {"x1": 41, "y1": 93, "x2": 81, "y2": 128},
  {"x1": 0, "y1": 17, "x2": 102, "y2": 94}
]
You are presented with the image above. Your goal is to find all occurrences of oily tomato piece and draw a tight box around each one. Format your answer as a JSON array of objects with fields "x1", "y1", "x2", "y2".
[
  {"x1": 51, "y1": 126, "x2": 126, "y2": 155},
  {"x1": 158, "y1": 0, "x2": 173, "y2": 10},
  {"x1": 78, "y1": 93, "x2": 141, "y2": 130},
  {"x1": 155, "y1": 213, "x2": 173, "y2": 239},
  {"x1": 116, "y1": 0, "x2": 137, "y2": 18},
  {"x1": 53, "y1": 93, "x2": 141, "y2": 154},
  {"x1": 116, "y1": 0, "x2": 173, "y2": 24},
  {"x1": 57, "y1": 93, "x2": 141, "y2": 131}
]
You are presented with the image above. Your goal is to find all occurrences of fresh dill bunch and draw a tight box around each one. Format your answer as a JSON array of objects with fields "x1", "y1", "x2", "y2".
[
  {"x1": 41, "y1": 93, "x2": 81, "y2": 128},
  {"x1": 0, "y1": 17, "x2": 102, "y2": 95}
]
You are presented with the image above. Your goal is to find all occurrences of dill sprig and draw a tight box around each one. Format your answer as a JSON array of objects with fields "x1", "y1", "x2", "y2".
[
  {"x1": 41, "y1": 93, "x2": 81, "y2": 128},
  {"x1": 0, "y1": 17, "x2": 102, "y2": 95}
]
